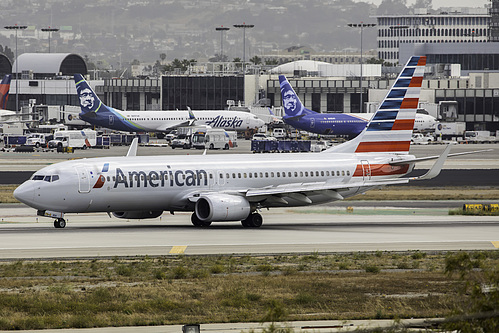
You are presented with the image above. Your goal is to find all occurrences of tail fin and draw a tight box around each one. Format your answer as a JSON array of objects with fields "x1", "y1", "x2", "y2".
[
  {"x1": 279, "y1": 75, "x2": 315, "y2": 120},
  {"x1": 326, "y1": 56, "x2": 426, "y2": 154},
  {"x1": 0, "y1": 74, "x2": 12, "y2": 110},
  {"x1": 74, "y1": 74, "x2": 105, "y2": 114}
]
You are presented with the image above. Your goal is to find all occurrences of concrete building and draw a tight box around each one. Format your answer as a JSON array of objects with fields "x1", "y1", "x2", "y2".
[{"x1": 375, "y1": 7, "x2": 490, "y2": 65}]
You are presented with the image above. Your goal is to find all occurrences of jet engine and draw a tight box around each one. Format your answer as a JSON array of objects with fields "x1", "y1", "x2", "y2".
[
  {"x1": 112, "y1": 210, "x2": 163, "y2": 219},
  {"x1": 195, "y1": 194, "x2": 250, "y2": 222}
]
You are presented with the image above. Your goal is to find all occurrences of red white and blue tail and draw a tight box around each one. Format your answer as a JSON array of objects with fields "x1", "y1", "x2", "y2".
[{"x1": 326, "y1": 56, "x2": 426, "y2": 154}]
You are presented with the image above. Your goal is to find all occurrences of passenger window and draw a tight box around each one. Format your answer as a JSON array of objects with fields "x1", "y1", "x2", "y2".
[
  {"x1": 219, "y1": 173, "x2": 223, "y2": 179},
  {"x1": 288, "y1": 172, "x2": 292, "y2": 177},
  {"x1": 232, "y1": 173, "x2": 236, "y2": 178},
  {"x1": 321, "y1": 171, "x2": 324, "y2": 176},
  {"x1": 326, "y1": 171, "x2": 330, "y2": 176},
  {"x1": 277, "y1": 172, "x2": 280, "y2": 177},
  {"x1": 260, "y1": 172, "x2": 264, "y2": 178},
  {"x1": 244, "y1": 173, "x2": 247, "y2": 178},
  {"x1": 294, "y1": 172, "x2": 298, "y2": 177},
  {"x1": 347, "y1": 170, "x2": 350, "y2": 176},
  {"x1": 249, "y1": 173, "x2": 252, "y2": 178},
  {"x1": 107, "y1": 176, "x2": 110, "y2": 182},
  {"x1": 316, "y1": 171, "x2": 319, "y2": 176},
  {"x1": 265, "y1": 172, "x2": 269, "y2": 178},
  {"x1": 342, "y1": 171, "x2": 345, "y2": 176},
  {"x1": 305, "y1": 172, "x2": 308, "y2": 177},
  {"x1": 271, "y1": 172, "x2": 275, "y2": 177},
  {"x1": 300, "y1": 172, "x2": 303, "y2": 177},
  {"x1": 238, "y1": 173, "x2": 241, "y2": 178},
  {"x1": 336, "y1": 171, "x2": 340, "y2": 176}
]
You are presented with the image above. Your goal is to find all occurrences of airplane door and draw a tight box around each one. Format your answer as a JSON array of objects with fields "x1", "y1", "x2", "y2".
[
  {"x1": 310, "y1": 118, "x2": 315, "y2": 129},
  {"x1": 217, "y1": 171, "x2": 225, "y2": 186},
  {"x1": 109, "y1": 115, "x2": 114, "y2": 126},
  {"x1": 75, "y1": 166, "x2": 91, "y2": 193},
  {"x1": 360, "y1": 160, "x2": 371, "y2": 181}
]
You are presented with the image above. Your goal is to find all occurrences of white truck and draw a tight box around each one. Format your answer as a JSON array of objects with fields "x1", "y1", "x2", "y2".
[
  {"x1": 48, "y1": 129, "x2": 97, "y2": 149},
  {"x1": 25, "y1": 133, "x2": 49, "y2": 148},
  {"x1": 464, "y1": 131, "x2": 496, "y2": 143},
  {"x1": 434, "y1": 122, "x2": 466, "y2": 141},
  {"x1": 192, "y1": 128, "x2": 234, "y2": 150}
]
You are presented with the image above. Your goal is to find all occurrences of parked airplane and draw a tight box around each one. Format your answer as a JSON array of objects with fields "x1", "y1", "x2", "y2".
[
  {"x1": 278, "y1": 75, "x2": 436, "y2": 137},
  {"x1": 15, "y1": 56, "x2": 469, "y2": 229},
  {"x1": 74, "y1": 74, "x2": 265, "y2": 133}
]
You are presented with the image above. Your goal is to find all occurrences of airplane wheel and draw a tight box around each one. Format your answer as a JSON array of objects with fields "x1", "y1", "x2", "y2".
[
  {"x1": 209, "y1": 143, "x2": 214, "y2": 150},
  {"x1": 241, "y1": 213, "x2": 263, "y2": 228},
  {"x1": 224, "y1": 144, "x2": 229, "y2": 150},
  {"x1": 250, "y1": 213, "x2": 263, "y2": 228},
  {"x1": 54, "y1": 218, "x2": 66, "y2": 228}
]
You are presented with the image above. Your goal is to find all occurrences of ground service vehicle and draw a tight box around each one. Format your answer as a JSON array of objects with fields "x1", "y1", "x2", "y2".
[
  {"x1": 48, "y1": 130, "x2": 97, "y2": 149},
  {"x1": 192, "y1": 128, "x2": 233, "y2": 150},
  {"x1": 464, "y1": 131, "x2": 496, "y2": 143}
]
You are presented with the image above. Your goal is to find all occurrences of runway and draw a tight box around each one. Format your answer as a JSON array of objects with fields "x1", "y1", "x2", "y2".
[{"x1": 1, "y1": 204, "x2": 498, "y2": 260}]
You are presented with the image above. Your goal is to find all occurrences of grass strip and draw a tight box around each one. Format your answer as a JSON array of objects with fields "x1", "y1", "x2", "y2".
[{"x1": 0, "y1": 251, "x2": 497, "y2": 330}]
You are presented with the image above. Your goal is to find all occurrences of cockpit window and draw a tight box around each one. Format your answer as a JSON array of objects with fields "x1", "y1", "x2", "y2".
[{"x1": 32, "y1": 175, "x2": 60, "y2": 182}]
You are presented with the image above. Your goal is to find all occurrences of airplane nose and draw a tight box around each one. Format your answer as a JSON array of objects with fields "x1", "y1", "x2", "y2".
[{"x1": 13, "y1": 182, "x2": 35, "y2": 206}]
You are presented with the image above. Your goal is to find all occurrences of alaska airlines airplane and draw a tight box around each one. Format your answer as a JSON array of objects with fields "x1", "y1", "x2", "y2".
[
  {"x1": 278, "y1": 75, "x2": 436, "y2": 137},
  {"x1": 15, "y1": 56, "x2": 467, "y2": 229},
  {"x1": 74, "y1": 74, "x2": 265, "y2": 133}
]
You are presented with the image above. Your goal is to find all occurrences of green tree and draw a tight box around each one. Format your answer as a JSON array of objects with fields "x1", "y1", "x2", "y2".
[{"x1": 250, "y1": 55, "x2": 262, "y2": 65}]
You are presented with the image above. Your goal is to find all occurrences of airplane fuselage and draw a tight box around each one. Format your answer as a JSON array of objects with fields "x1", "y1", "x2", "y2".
[
  {"x1": 15, "y1": 152, "x2": 414, "y2": 215},
  {"x1": 284, "y1": 113, "x2": 435, "y2": 137},
  {"x1": 80, "y1": 109, "x2": 264, "y2": 133}
]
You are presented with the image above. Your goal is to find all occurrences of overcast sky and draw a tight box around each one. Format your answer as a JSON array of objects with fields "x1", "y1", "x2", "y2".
[{"x1": 362, "y1": 0, "x2": 489, "y2": 9}]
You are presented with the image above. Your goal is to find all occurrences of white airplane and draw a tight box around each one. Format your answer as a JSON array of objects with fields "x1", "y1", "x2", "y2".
[
  {"x1": 13, "y1": 56, "x2": 476, "y2": 229},
  {"x1": 74, "y1": 74, "x2": 265, "y2": 133},
  {"x1": 351, "y1": 111, "x2": 437, "y2": 132}
]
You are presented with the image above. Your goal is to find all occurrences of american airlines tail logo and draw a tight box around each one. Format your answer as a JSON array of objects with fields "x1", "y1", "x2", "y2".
[{"x1": 206, "y1": 115, "x2": 243, "y2": 129}]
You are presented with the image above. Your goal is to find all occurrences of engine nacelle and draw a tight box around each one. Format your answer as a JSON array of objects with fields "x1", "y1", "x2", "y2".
[
  {"x1": 112, "y1": 210, "x2": 163, "y2": 219},
  {"x1": 195, "y1": 194, "x2": 250, "y2": 222}
]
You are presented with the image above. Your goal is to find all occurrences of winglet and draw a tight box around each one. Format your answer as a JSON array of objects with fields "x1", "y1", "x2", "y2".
[
  {"x1": 187, "y1": 106, "x2": 197, "y2": 126},
  {"x1": 126, "y1": 138, "x2": 139, "y2": 157},
  {"x1": 411, "y1": 143, "x2": 454, "y2": 180}
]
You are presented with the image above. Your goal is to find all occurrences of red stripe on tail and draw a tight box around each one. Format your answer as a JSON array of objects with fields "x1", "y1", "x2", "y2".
[{"x1": 355, "y1": 141, "x2": 411, "y2": 153}]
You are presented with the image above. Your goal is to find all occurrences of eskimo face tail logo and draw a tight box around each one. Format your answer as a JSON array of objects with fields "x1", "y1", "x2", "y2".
[
  {"x1": 279, "y1": 76, "x2": 304, "y2": 118},
  {"x1": 79, "y1": 87, "x2": 96, "y2": 111}
]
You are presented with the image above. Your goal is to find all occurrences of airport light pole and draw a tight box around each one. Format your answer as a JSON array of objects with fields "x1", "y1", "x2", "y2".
[
  {"x1": 233, "y1": 23, "x2": 254, "y2": 73},
  {"x1": 41, "y1": 27, "x2": 59, "y2": 53},
  {"x1": 5, "y1": 24, "x2": 27, "y2": 112},
  {"x1": 347, "y1": 22, "x2": 376, "y2": 113},
  {"x1": 215, "y1": 26, "x2": 229, "y2": 61}
]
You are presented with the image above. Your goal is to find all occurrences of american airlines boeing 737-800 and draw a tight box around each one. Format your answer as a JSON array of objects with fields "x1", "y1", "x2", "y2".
[
  {"x1": 74, "y1": 74, "x2": 265, "y2": 133},
  {"x1": 15, "y1": 56, "x2": 472, "y2": 229}
]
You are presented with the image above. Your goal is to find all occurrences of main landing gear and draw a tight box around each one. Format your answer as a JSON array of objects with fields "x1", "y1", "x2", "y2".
[
  {"x1": 190, "y1": 212, "x2": 263, "y2": 228},
  {"x1": 241, "y1": 213, "x2": 263, "y2": 228},
  {"x1": 54, "y1": 218, "x2": 66, "y2": 228}
]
